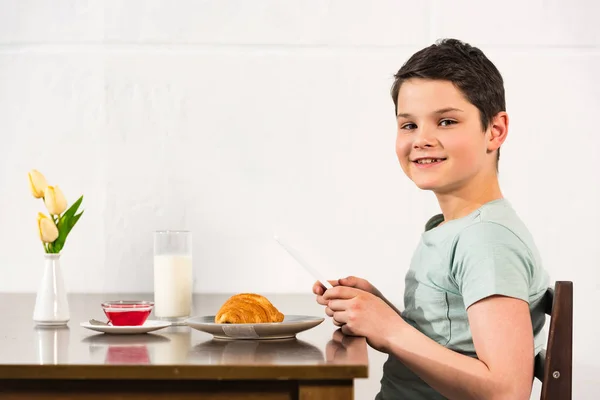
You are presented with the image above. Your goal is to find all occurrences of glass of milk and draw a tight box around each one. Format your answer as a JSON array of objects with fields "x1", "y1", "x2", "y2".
[{"x1": 153, "y1": 230, "x2": 193, "y2": 325}]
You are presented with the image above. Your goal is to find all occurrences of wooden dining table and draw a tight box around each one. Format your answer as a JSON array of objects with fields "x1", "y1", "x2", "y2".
[{"x1": 0, "y1": 293, "x2": 368, "y2": 399}]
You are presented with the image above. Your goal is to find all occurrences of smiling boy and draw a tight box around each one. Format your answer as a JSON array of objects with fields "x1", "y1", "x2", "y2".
[{"x1": 313, "y1": 39, "x2": 550, "y2": 399}]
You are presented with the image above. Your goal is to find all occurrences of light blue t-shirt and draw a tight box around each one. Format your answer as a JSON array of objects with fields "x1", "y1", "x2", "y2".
[{"x1": 376, "y1": 198, "x2": 549, "y2": 400}]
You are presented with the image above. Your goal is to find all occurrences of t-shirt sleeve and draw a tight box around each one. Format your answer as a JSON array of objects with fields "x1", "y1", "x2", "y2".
[{"x1": 451, "y1": 222, "x2": 534, "y2": 309}]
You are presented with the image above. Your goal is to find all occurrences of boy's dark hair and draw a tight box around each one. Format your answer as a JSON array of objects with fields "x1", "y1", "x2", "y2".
[{"x1": 390, "y1": 38, "x2": 505, "y2": 165}]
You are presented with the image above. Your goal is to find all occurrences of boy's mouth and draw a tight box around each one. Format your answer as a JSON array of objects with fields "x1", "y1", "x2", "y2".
[{"x1": 413, "y1": 157, "x2": 447, "y2": 165}]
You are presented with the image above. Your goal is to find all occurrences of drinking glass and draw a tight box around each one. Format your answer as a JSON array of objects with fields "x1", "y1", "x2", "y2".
[{"x1": 153, "y1": 231, "x2": 193, "y2": 325}]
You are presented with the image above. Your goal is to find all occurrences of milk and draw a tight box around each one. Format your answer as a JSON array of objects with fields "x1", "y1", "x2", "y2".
[{"x1": 153, "y1": 255, "x2": 193, "y2": 319}]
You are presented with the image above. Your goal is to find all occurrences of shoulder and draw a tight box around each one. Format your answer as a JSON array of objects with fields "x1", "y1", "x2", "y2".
[
  {"x1": 452, "y1": 219, "x2": 537, "y2": 282},
  {"x1": 455, "y1": 220, "x2": 532, "y2": 255},
  {"x1": 450, "y1": 221, "x2": 537, "y2": 307},
  {"x1": 456, "y1": 199, "x2": 537, "y2": 252},
  {"x1": 451, "y1": 219, "x2": 537, "y2": 286}
]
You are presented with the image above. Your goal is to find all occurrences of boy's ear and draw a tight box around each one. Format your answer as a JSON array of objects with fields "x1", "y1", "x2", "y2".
[{"x1": 487, "y1": 111, "x2": 509, "y2": 153}]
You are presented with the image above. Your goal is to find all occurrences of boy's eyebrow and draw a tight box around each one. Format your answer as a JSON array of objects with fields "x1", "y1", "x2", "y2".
[{"x1": 396, "y1": 107, "x2": 465, "y2": 119}]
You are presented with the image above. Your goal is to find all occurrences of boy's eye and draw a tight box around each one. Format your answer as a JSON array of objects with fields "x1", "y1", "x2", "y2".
[
  {"x1": 400, "y1": 123, "x2": 417, "y2": 130},
  {"x1": 439, "y1": 119, "x2": 457, "y2": 127}
]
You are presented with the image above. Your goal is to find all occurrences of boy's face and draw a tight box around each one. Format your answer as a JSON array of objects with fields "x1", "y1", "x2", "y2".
[{"x1": 395, "y1": 78, "x2": 500, "y2": 194}]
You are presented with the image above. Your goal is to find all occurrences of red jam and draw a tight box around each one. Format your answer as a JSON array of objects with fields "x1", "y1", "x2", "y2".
[{"x1": 102, "y1": 302, "x2": 153, "y2": 326}]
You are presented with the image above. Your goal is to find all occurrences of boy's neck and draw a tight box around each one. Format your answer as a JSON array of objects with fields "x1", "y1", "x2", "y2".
[{"x1": 434, "y1": 172, "x2": 503, "y2": 224}]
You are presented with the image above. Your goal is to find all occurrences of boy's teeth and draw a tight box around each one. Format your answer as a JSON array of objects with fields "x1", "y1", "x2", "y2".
[{"x1": 416, "y1": 158, "x2": 441, "y2": 164}]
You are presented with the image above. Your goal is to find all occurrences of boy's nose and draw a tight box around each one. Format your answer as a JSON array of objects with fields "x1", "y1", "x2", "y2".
[{"x1": 412, "y1": 127, "x2": 437, "y2": 149}]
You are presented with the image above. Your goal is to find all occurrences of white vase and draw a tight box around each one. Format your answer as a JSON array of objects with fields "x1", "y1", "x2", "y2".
[{"x1": 33, "y1": 253, "x2": 70, "y2": 326}]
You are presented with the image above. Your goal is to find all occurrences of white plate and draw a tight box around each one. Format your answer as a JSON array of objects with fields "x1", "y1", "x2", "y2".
[
  {"x1": 185, "y1": 315, "x2": 325, "y2": 340},
  {"x1": 80, "y1": 320, "x2": 171, "y2": 334}
]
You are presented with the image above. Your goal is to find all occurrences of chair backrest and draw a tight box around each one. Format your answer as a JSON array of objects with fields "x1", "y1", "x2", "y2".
[{"x1": 534, "y1": 281, "x2": 573, "y2": 400}]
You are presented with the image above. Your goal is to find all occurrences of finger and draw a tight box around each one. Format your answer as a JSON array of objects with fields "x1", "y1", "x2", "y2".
[
  {"x1": 323, "y1": 286, "x2": 359, "y2": 301},
  {"x1": 332, "y1": 310, "x2": 349, "y2": 325},
  {"x1": 313, "y1": 279, "x2": 341, "y2": 295},
  {"x1": 326, "y1": 308, "x2": 343, "y2": 326},
  {"x1": 339, "y1": 276, "x2": 375, "y2": 294},
  {"x1": 339, "y1": 276, "x2": 359, "y2": 287},
  {"x1": 327, "y1": 299, "x2": 349, "y2": 312},
  {"x1": 341, "y1": 323, "x2": 356, "y2": 336},
  {"x1": 316, "y1": 295, "x2": 328, "y2": 306},
  {"x1": 312, "y1": 281, "x2": 324, "y2": 295}
]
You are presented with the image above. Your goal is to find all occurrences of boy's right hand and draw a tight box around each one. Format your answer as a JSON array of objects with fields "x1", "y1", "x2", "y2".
[
  {"x1": 313, "y1": 276, "x2": 379, "y2": 307},
  {"x1": 314, "y1": 276, "x2": 402, "y2": 321},
  {"x1": 314, "y1": 276, "x2": 387, "y2": 327}
]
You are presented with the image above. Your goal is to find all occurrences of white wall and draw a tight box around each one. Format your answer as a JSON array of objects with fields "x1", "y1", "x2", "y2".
[{"x1": 1, "y1": 1, "x2": 598, "y2": 398}]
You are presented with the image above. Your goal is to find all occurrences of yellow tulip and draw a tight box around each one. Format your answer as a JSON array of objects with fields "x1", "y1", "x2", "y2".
[
  {"x1": 28, "y1": 170, "x2": 48, "y2": 198},
  {"x1": 37, "y1": 213, "x2": 59, "y2": 243},
  {"x1": 44, "y1": 185, "x2": 67, "y2": 215}
]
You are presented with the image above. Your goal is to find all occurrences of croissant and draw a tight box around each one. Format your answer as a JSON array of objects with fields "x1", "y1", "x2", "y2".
[{"x1": 214, "y1": 293, "x2": 284, "y2": 324}]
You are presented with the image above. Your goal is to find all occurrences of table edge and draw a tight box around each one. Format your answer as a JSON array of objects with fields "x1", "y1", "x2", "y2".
[{"x1": 0, "y1": 364, "x2": 369, "y2": 380}]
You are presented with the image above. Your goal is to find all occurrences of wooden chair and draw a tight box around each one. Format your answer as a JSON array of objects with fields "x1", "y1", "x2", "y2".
[{"x1": 534, "y1": 281, "x2": 573, "y2": 400}]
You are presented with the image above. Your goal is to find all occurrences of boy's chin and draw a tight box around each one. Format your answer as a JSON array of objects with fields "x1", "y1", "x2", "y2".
[
  {"x1": 412, "y1": 180, "x2": 441, "y2": 191},
  {"x1": 413, "y1": 180, "x2": 455, "y2": 194},
  {"x1": 414, "y1": 181, "x2": 459, "y2": 196}
]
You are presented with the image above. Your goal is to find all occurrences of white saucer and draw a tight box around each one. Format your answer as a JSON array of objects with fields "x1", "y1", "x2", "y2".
[{"x1": 80, "y1": 320, "x2": 171, "y2": 334}]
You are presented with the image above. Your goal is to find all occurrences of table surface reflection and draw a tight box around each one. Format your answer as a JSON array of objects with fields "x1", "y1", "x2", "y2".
[{"x1": 0, "y1": 293, "x2": 368, "y2": 380}]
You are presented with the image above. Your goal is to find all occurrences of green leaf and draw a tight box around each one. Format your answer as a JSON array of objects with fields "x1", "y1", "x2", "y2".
[
  {"x1": 58, "y1": 195, "x2": 83, "y2": 229},
  {"x1": 53, "y1": 241, "x2": 61, "y2": 254},
  {"x1": 53, "y1": 195, "x2": 84, "y2": 253},
  {"x1": 69, "y1": 211, "x2": 84, "y2": 231}
]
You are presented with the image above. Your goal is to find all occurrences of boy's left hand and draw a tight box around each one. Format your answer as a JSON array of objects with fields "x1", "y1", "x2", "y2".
[{"x1": 323, "y1": 286, "x2": 405, "y2": 353}]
